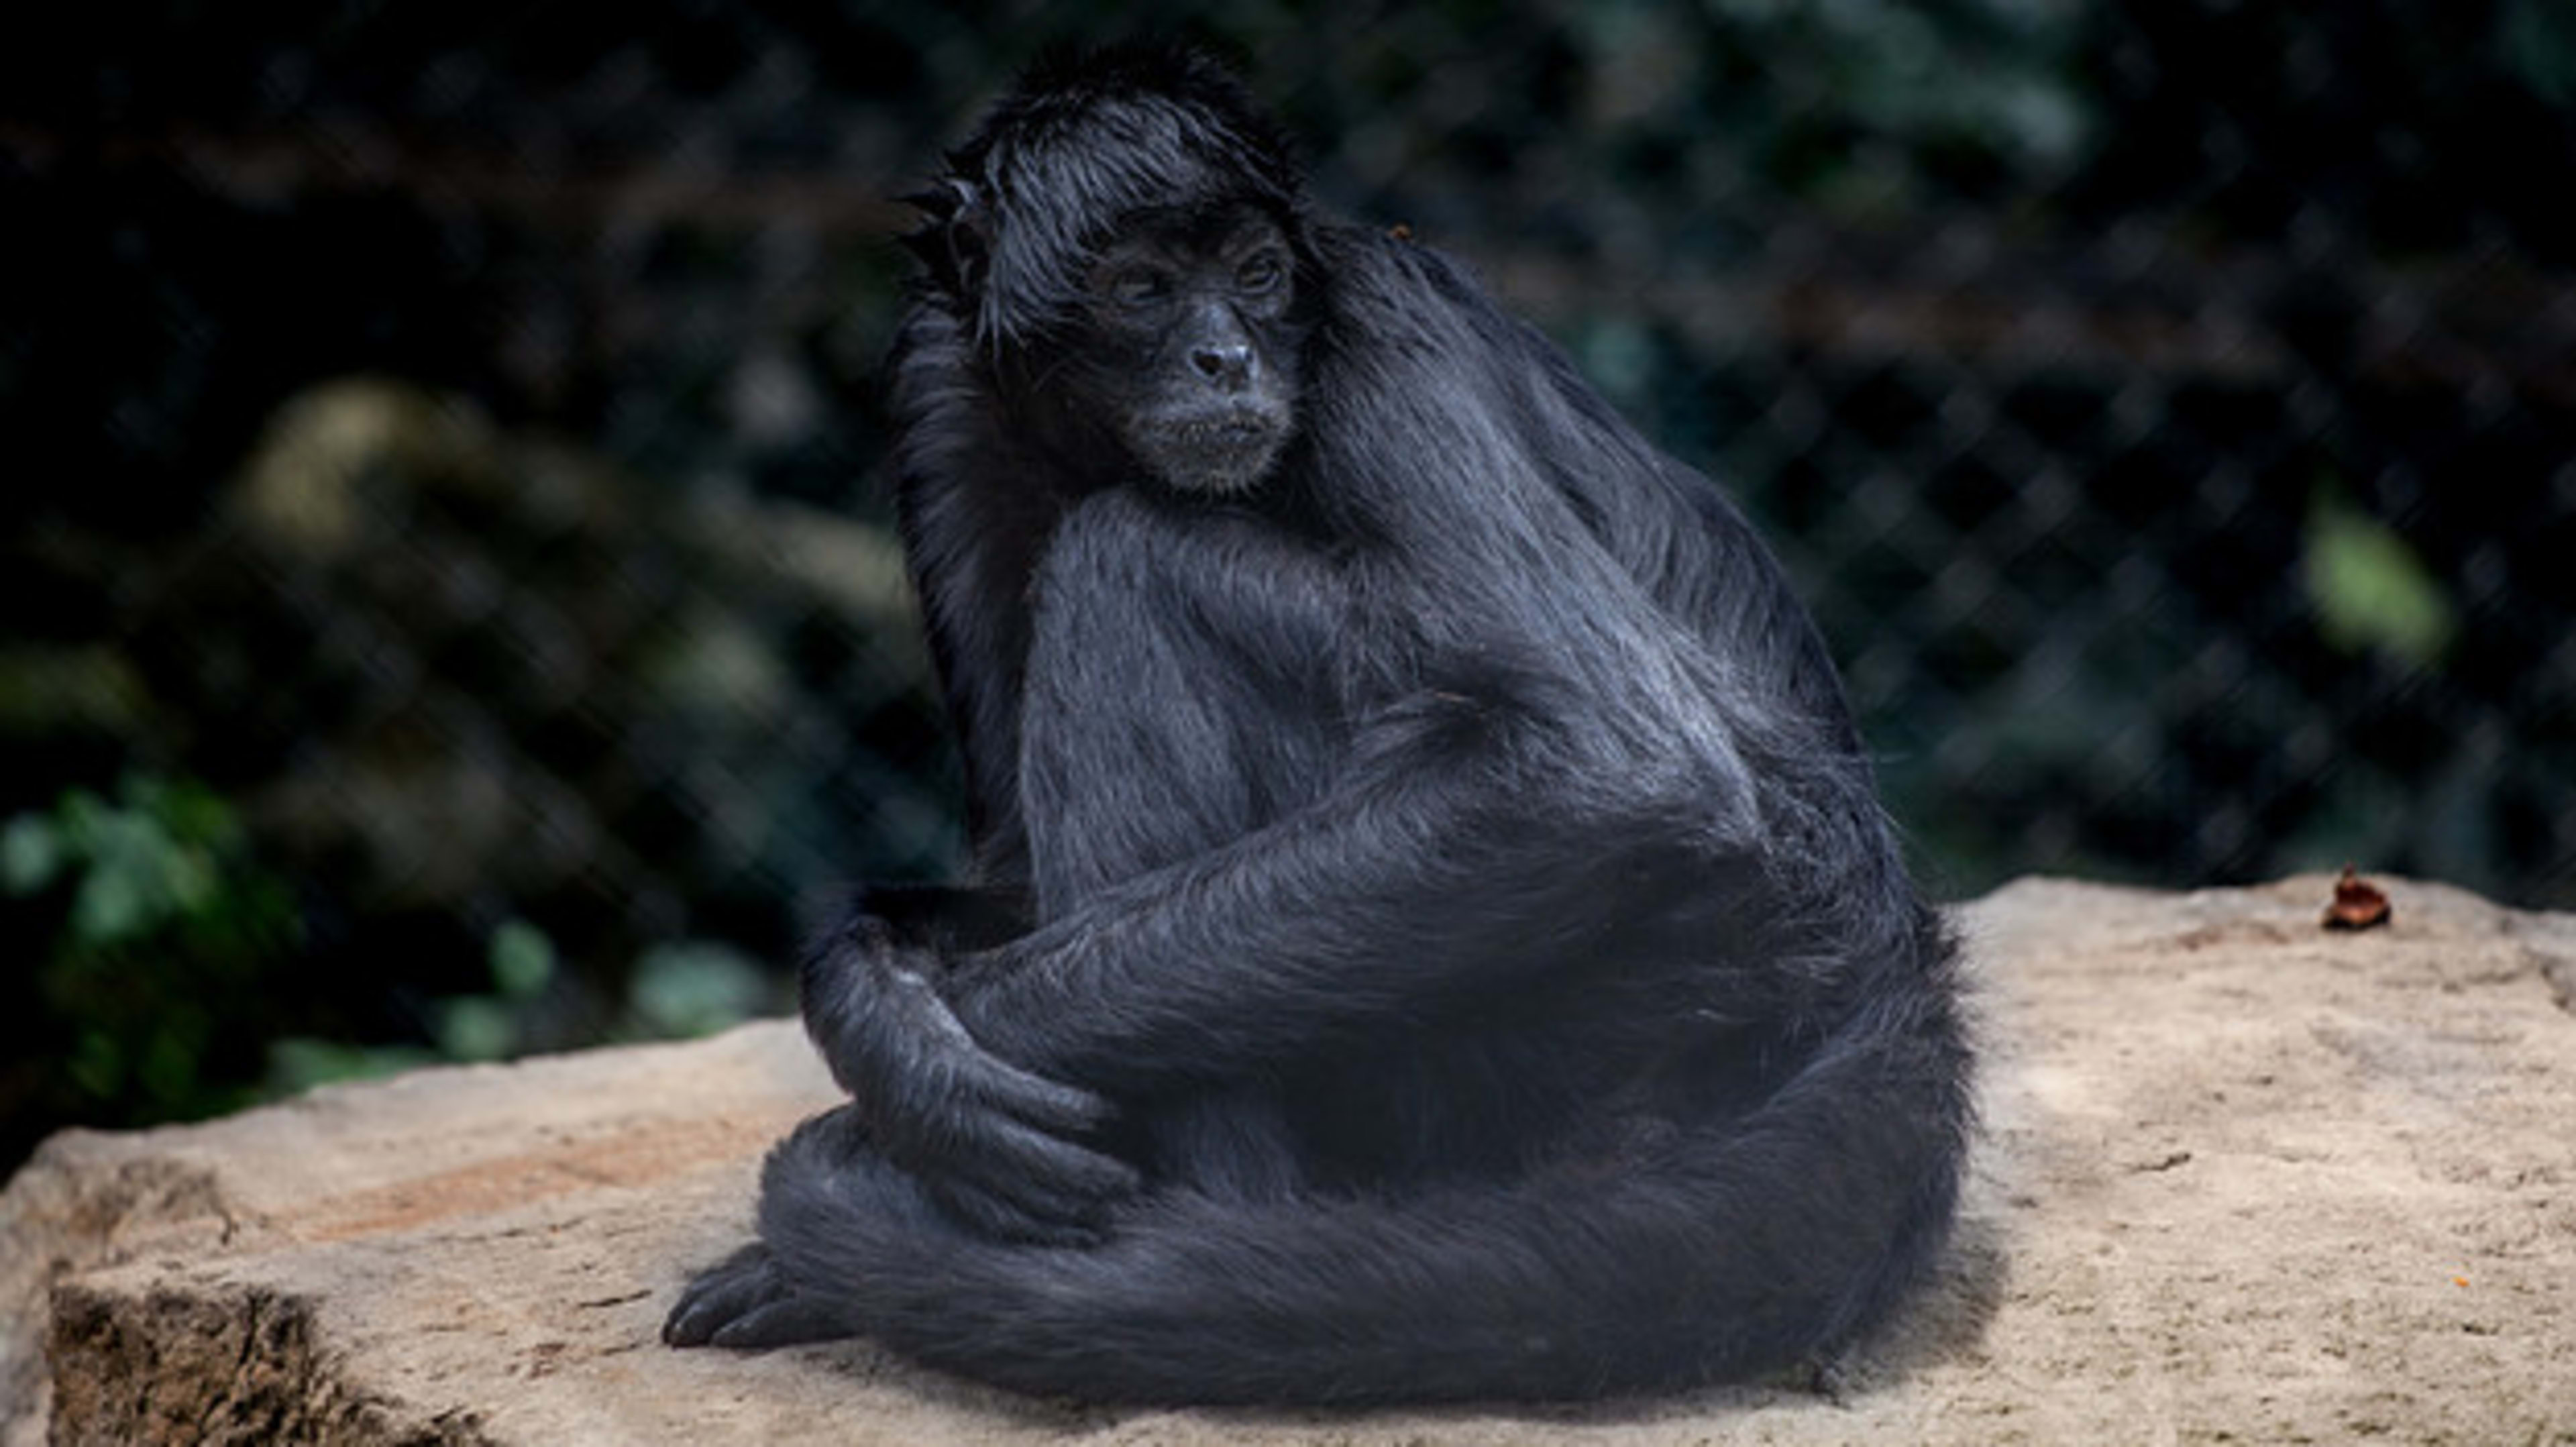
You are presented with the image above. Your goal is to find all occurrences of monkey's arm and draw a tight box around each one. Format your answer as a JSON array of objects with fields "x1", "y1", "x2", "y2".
[
  {"x1": 797, "y1": 917, "x2": 1138, "y2": 1244},
  {"x1": 888, "y1": 304, "x2": 1059, "y2": 862},
  {"x1": 946, "y1": 731, "x2": 1757, "y2": 1095},
  {"x1": 853, "y1": 883, "x2": 1034, "y2": 954}
]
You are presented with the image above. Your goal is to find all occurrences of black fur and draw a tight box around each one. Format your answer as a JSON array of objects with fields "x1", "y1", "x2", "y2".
[{"x1": 663, "y1": 42, "x2": 1972, "y2": 1407}]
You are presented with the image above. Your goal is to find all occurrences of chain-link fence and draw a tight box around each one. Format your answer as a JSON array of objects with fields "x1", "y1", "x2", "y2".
[{"x1": 5, "y1": 1, "x2": 2572, "y2": 1155}]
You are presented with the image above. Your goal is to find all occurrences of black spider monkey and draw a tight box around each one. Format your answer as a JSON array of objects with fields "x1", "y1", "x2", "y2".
[{"x1": 664, "y1": 42, "x2": 1973, "y2": 1407}]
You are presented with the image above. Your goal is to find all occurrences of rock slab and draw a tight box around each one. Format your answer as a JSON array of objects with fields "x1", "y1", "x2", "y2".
[{"x1": 5, "y1": 875, "x2": 2573, "y2": 1444}]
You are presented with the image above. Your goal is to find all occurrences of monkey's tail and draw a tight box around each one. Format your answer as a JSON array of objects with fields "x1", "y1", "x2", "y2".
[{"x1": 756, "y1": 982, "x2": 1970, "y2": 1407}]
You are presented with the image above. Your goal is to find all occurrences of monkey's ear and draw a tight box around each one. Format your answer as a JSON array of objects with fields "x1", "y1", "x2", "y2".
[{"x1": 900, "y1": 177, "x2": 992, "y2": 298}]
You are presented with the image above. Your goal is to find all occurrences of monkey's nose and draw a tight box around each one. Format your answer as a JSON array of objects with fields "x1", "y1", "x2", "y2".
[{"x1": 1191, "y1": 343, "x2": 1253, "y2": 386}]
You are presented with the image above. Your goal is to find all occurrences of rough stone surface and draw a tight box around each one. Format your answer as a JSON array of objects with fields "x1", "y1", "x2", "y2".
[{"x1": 5, "y1": 875, "x2": 2573, "y2": 1445}]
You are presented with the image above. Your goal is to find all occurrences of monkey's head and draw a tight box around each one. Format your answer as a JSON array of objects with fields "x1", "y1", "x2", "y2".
[{"x1": 904, "y1": 43, "x2": 1313, "y2": 496}]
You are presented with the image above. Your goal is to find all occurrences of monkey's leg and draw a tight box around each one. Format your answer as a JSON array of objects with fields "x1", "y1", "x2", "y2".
[{"x1": 665, "y1": 1107, "x2": 879, "y2": 1350}]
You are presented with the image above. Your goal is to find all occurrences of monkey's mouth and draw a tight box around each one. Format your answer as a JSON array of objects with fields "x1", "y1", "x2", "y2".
[
  {"x1": 1159, "y1": 404, "x2": 1285, "y2": 447},
  {"x1": 1132, "y1": 405, "x2": 1290, "y2": 493}
]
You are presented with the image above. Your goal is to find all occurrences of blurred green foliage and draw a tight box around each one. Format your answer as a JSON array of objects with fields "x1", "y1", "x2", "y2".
[
  {"x1": 628, "y1": 942, "x2": 776, "y2": 1040},
  {"x1": 2503, "y1": 0, "x2": 2576, "y2": 106},
  {"x1": 4, "y1": 775, "x2": 784, "y2": 1147},
  {"x1": 2304, "y1": 492, "x2": 2459, "y2": 669},
  {"x1": 3, "y1": 776, "x2": 299, "y2": 1126},
  {"x1": 265, "y1": 921, "x2": 780, "y2": 1094}
]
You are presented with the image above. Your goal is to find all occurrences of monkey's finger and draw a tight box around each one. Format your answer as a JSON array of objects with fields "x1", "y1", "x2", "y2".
[
  {"x1": 663, "y1": 1295, "x2": 735, "y2": 1348},
  {"x1": 955, "y1": 1114, "x2": 1142, "y2": 1210},
  {"x1": 663, "y1": 1248, "x2": 786, "y2": 1347},
  {"x1": 705, "y1": 1294, "x2": 855, "y2": 1351},
  {"x1": 961, "y1": 1051, "x2": 1123, "y2": 1138}
]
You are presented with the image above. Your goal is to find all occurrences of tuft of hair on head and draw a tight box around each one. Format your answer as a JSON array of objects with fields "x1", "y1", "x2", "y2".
[
  {"x1": 902, "y1": 41, "x2": 1310, "y2": 348},
  {"x1": 896, "y1": 176, "x2": 990, "y2": 300}
]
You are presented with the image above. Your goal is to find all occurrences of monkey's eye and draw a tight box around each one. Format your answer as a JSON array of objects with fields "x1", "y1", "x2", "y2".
[
  {"x1": 1236, "y1": 252, "x2": 1287, "y2": 296},
  {"x1": 1104, "y1": 266, "x2": 1173, "y2": 307}
]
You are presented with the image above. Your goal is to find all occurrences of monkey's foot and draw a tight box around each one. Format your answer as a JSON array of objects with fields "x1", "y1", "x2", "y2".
[{"x1": 662, "y1": 1242, "x2": 858, "y2": 1350}]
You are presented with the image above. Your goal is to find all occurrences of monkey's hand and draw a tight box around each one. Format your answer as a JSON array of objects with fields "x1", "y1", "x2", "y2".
[{"x1": 800, "y1": 919, "x2": 1138, "y2": 1245}]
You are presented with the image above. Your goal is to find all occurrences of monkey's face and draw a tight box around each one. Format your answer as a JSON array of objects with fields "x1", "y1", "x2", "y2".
[{"x1": 1075, "y1": 205, "x2": 1303, "y2": 495}]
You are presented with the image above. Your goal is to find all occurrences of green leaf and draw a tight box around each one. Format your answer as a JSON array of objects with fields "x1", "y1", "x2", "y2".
[
  {"x1": 629, "y1": 942, "x2": 770, "y2": 1038},
  {"x1": 70, "y1": 866, "x2": 150, "y2": 947},
  {"x1": 56, "y1": 788, "x2": 111, "y2": 853},
  {"x1": 163, "y1": 844, "x2": 220, "y2": 915},
  {"x1": 488, "y1": 919, "x2": 557, "y2": 1000},
  {"x1": 68, "y1": 1031, "x2": 125, "y2": 1100},
  {"x1": 1, "y1": 814, "x2": 62, "y2": 895},
  {"x1": 268, "y1": 1036, "x2": 441, "y2": 1094},
  {"x1": 2304, "y1": 497, "x2": 2457, "y2": 667},
  {"x1": 2503, "y1": 0, "x2": 2576, "y2": 108},
  {"x1": 138, "y1": 1028, "x2": 207, "y2": 1109},
  {"x1": 437, "y1": 996, "x2": 519, "y2": 1063}
]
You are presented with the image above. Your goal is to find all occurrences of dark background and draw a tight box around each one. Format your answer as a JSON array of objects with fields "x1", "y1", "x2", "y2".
[{"x1": 6, "y1": 0, "x2": 2573, "y2": 1174}]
